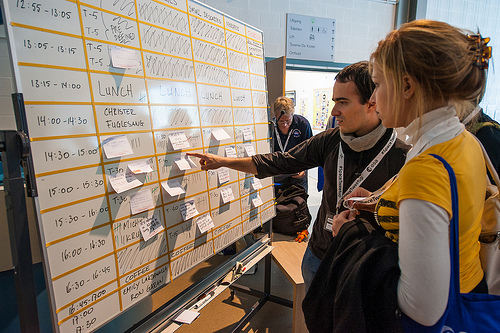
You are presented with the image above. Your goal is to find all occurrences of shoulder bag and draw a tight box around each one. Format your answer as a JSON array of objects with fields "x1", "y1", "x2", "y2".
[{"x1": 400, "y1": 154, "x2": 500, "y2": 332}]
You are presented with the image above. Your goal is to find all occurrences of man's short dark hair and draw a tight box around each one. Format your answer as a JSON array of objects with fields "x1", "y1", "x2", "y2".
[{"x1": 335, "y1": 61, "x2": 374, "y2": 105}]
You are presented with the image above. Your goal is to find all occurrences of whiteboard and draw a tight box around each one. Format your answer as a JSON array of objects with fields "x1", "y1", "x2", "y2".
[{"x1": 1, "y1": 0, "x2": 276, "y2": 332}]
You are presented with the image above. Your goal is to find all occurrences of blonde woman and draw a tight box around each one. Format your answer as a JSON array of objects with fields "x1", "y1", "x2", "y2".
[{"x1": 334, "y1": 20, "x2": 491, "y2": 326}]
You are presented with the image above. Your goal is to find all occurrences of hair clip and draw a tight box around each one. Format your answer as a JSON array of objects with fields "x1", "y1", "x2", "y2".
[{"x1": 468, "y1": 34, "x2": 492, "y2": 70}]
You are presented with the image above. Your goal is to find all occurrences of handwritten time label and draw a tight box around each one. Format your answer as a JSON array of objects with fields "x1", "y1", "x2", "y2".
[
  {"x1": 37, "y1": 166, "x2": 105, "y2": 211},
  {"x1": 13, "y1": 26, "x2": 85, "y2": 69},
  {"x1": 41, "y1": 197, "x2": 109, "y2": 244},
  {"x1": 31, "y1": 137, "x2": 100, "y2": 174},
  {"x1": 26, "y1": 104, "x2": 96, "y2": 138},
  {"x1": 19, "y1": 66, "x2": 91, "y2": 103},
  {"x1": 46, "y1": 226, "x2": 113, "y2": 278},
  {"x1": 51, "y1": 254, "x2": 116, "y2": 310}
]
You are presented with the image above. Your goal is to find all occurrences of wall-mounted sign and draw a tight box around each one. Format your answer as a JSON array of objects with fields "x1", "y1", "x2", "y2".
[{"x1": 286, "y1": 13, "x2": 336, "y2": 62}]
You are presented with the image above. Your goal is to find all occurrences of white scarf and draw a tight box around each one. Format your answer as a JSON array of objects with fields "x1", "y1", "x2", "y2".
[
  {"x1": 402, "y1": 105, "x2": 464, "y2": 163},
  {"x1": 340, "y1": 122, "x2": 387, "y2": 152}
]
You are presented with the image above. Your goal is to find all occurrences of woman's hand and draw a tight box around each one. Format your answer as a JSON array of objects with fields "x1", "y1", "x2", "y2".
[
  {"x1": 344, "y1": 187, "x2": 376, "y2": 213},
  {"x1": 332, "y1": 209, "x2": 359, "y2": 237},
  {"x1": 292, "y1": 171, "x2": 306, "y2": 178}
]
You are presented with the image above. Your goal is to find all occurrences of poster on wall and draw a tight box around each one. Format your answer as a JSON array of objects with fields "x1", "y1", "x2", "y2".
[{"x1": 313, "y1": 88, "x2": 333, "y2": 130}]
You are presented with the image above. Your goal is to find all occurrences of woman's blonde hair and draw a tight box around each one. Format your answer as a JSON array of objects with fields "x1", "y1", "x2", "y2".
[
  {"x1": 370, "y1": 20, "x2": 487, "y2": 127},
  {"x1": 273, "y1": 96, "x2": 295, "y2": 115}
]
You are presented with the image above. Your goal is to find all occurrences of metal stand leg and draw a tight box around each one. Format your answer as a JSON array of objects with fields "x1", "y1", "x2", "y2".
[{"x1": 1, "y1": 130, "x2": 40, "y2": 333}]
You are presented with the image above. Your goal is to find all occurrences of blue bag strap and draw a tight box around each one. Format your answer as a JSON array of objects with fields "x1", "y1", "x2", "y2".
[{"x1": 429, "y1": 154, "x2": 460, "y2": 298}]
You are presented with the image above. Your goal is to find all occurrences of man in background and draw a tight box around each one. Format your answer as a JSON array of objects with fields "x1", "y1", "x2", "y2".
[{"x1": 271, "y1": 96, "x2": 312, "y2": 192}]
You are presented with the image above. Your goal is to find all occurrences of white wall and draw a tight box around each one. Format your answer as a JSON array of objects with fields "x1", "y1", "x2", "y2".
[
  {"x1": 198, "y1": 0, "x2": 397, "y2": 63},
  {"x1": 419, "y1": 0, "x2": 500, "y2": 121}
]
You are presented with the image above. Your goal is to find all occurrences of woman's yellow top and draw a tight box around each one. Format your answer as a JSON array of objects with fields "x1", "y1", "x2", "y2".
[{"x1": 376, "y1": 131, "x2": 485, "y2": 292}]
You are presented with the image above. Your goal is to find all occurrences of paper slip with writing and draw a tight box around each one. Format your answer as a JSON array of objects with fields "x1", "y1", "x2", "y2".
[
  {"x1": 139, "y1": 213, "x2": 164, "y2": 242},
  {"x1": 161, "y1": 179, "x2": 185, "y2": 196},
  {"x1": 130, "y1": 189, "x2": 155, "y2": 215},
  {"x1": 220, "y1": 186, "x2": 235, "y2": 204},
  {"x1": 211, "y1": 128, "x2": 230, "y2": 141},
  {"x1": 218, "y1": 167, "x2": 230, "y2": 184},
  {"x1": 251, "y1": 194, "x2": 263, "y2": 208},
  {"x1": 243, "y1": 127, "x2": 254, "y2": 140},
  {"x1": 108, "y1": 171, "x2": 142, "y2": 193},
  {"x1": 225, "y1": 146, "x2": 237, "y2": 158},
  {"x1": 128, "y1": 160, "x2": 153, "y2": 174},
  {"x1": 244, "y1": 144, "x2": 256, "y2": 156},
  {"x1": 174, "y1": 155, "x2": 196, "y2": 171},
  {"x1": 102, "y1": 135, "x2": 134, "y2": 159},
  {"x1": 169, "y1": 132, "x2": 190, "y2": 150},
  {"x1": 110, "y1": 45, "x2": 141, "y2": 69},
  {"x1": 251, "y1": 178, "x2": 262, "y2": 190},
  {"x1": 194, "y1": 212, "x2": 214, "y2": 234},
  {"x1": 173, "y1": 310, "x2": 200, "y2": 324},
  {"x1": 180, "y1": 199, "x2": 199, "y2": 221}
]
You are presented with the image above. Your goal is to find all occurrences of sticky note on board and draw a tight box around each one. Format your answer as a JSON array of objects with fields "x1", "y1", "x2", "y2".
[
  {"x1": 110, "y1": 45, "x2": 141, "y2": 69},
  {"x1": 251, "y1": 193, "x2": 263, "y2": 208},
  {"x1": 242, "y1": 127, "x2": 254, "y2": 140},
  {"x1": 161, "y1": 179, "x2": 185, "y2": 196},
  {"x1": 108, "y1": 171, "x2": 142, "y2": 194},
  {"x1": 102, "y1": 135, "x2": 134, "y2": 159},
  {"x1": 217, "y1": 167, "x2": 230, "y2": 184},
  {"x1": 251, "y1": 178, "x2": 262, "y2": 190},
  {"x1": 128, "y1": 160, "x2": 153, "y2": 174},
  {"x1": 194, "y1": 212, "x2": 214, "y2": 234},
  {"x1": 244, "y1": 144, "x2": 256, "y2": 157},
  {"x1": 139, "y1": 213, "x2": 164, "y2": 242},
  {"x1": 169, "y1": 132, "x2": 190, "y2": 150},
  {"x1": 211, "y1": 128, "x2": 230, "y2": 141},
  {"x1": 130, "y1": 189, "x2": 155, "y2": 215},
  {"x1": 179, "y1": 199, "x2": 199, "y2": 221},
  {"x1": 220, "y1": 186, "x2": 235, "y2": 204},
  {"x1": 174, "y1": 155, "x2": 196, "y2": 171},
  {"x1": 225, "y1": 146, "x2": 237, "y2": 158}
]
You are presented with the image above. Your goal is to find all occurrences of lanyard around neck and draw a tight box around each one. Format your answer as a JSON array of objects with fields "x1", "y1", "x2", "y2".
[
  {"x1": 336, "y1": 129, "x2": 397, "y2": 211},
  {"x1": 274, "y1": 125, "x2": 293, "y2": 153}
]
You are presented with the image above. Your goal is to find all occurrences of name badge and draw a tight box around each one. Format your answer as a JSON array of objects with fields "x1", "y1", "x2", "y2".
[{"x1": 324, "y1": 211, "x2": 335, "y2": 232}]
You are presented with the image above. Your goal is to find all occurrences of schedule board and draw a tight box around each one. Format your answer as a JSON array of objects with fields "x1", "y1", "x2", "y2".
[{"x1": 1, "y1": 0, "x2": 276, "y2": 332}]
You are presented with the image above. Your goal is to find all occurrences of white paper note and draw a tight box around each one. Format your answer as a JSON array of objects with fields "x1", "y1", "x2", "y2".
[
  {"x1": 179, "y1": 199, "x2": 199, "y2": 221},
  {"x1": 211, "y1": 128, "x2": 230, "y2": 141},
  {"x1": 194, "y1": 212, "x2": 214, "y2": 234},
  {"x1": 251, "y1": 194, "x2": 263, "y2": 208},
  {"x1": 225, "y1": 146, "x2": 237, "y2": 158},
  {"x1": 251, "y1": 178, "x2": 262, "y2": 190},
  {"x1": 108, "y1": 171, "x2": 142, "y2": 193},
  {"x1": 217, "y1": 167, "x2": 230, "y2": 184},
  {"x1": 169, "y1": 132, "x2": 190, "y2": 150},
  {"x1": 130, "y1": 189, "x2": 155, "y2": 215},
  {"x1": 220, "y1": 186, "x2": 235, "y2": 204},
  {"x1": 102, "y1": 135, "x2": 134, "y2": 159},
  {"x1": 173, "y1": 310, "x2": 200, "y2": 324},
  {"x1": 128, "y1": 160, "x2": 153, "y2": 174},
  {"x1": 243, "y1": 127, "x2": 254, "y2": 140},
  {"x1": 174, "y1": 155, "x2": 196, "y2": 171},
  {"x1": 161, "y1": 179, "x2": 185, "y2": 196},
  {"x1": 138, "y1": 213, "x2": 164, "y2": 242},
  {"x1": 110, "y1": 45, "x2": 141, "y2": 69},
  {"x1": 244, "y1": 144, "x2": 256, "y2": 156}
]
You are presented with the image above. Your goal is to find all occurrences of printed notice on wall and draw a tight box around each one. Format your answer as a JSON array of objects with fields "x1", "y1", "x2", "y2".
[{"x1": 286, "y1": 13, "x2": 336, "y2": 62}]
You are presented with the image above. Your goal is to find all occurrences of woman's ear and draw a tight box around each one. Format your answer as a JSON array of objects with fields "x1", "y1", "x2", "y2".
[{"x1": 403, "y1": 75, "x2": 415, "y2": 99}]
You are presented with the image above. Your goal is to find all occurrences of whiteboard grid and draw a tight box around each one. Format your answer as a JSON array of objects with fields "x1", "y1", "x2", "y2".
[{"x1": 2, "y1": 0, "x2": 276, "y2": 332}]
